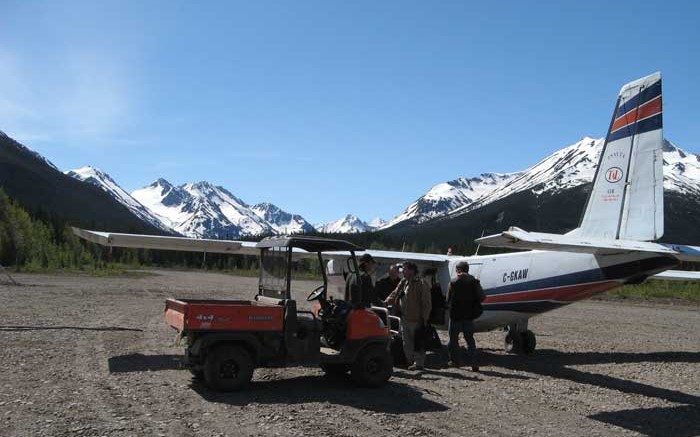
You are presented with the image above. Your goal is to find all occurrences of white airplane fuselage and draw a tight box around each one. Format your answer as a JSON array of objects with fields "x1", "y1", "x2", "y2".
[{"x1": 435, "y1": 249, "x2": 677, "y2": 332}]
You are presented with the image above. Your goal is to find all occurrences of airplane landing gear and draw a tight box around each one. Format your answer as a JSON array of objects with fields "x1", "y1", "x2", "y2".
[{"x1": 505, "y1": 324, "x2": 536, "y2": 354}]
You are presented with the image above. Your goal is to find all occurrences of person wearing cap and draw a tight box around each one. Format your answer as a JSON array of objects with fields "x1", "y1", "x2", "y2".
[
  {"x1": 345, "y1": 253, "x2": 377, "y2": 308},
  {"x1": 385, "y1": 261, "x2": 432, "y2": 370},
  {"x1": 447, "y1": 261, "x2": 486, "y2": 371}
]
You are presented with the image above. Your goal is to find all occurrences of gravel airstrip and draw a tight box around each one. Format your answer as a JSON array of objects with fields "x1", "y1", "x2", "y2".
[{"x1": 0, "y1": 270, "x2": 698, "y2": 437}]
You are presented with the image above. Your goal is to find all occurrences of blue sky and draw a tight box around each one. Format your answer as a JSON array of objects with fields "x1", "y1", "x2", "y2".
[{"x1": 2, "y1": 1, "x2": 699, "y2": 224}]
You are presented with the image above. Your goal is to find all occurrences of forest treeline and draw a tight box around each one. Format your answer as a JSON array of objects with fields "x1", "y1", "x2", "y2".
[{"x1": 0, "y1": 188, "x2": 260, "y2": 272}]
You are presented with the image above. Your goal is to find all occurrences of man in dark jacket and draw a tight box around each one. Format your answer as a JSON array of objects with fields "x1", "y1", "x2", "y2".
[
  {"x1": 447, "y1": 261, "x2": 485, "y2": 371},
  {"x1": 346, "y1": 253, "x2": 377, "y2": 308},
  {"x1": 375, "y1": 264, "x2": 401, "y2": 302}
]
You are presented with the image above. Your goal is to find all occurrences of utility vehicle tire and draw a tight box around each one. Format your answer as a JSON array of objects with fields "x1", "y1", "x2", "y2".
[
  {"x1": 351, "y1": 344, "x2": 393, "y2": 388},
  {"x1": 320, "y1": 363, "x2": 349, "y2": 377},
  {"x1": 203, "y1": 344, "x2": 254, "y2": 391}
]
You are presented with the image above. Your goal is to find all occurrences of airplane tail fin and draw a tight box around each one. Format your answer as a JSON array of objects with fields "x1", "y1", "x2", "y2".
[{"x1": 574, "y1": 72, "x2": 664, "y2": 241}]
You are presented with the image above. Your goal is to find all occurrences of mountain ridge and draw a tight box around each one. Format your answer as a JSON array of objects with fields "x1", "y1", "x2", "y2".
[
  {"x1": 7, "y1": 127, "x2": 700, "y2": 243},
  {"x1": 383, "y1": 136, "x2": 700, "y2": 229},
  {"x1": 0, "y1": 131, "x2": 166, "y2": 234}
]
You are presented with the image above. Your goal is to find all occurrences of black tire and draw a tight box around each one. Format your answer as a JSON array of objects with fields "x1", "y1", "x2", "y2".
[
  {"x1": 505, "y1": 330, "x2": 536, "y2": 355},
  {"x1": 203, "y1": 344, "x2": 254, "y2": 392},
  {"x1": 320, "y1": 363, "x2": 350, "y2": 377},
  {"x1": 522, "y1": 330, "x2": 536, "y2": 354},
  {"x1": 189, "y1": 368, "x2": 204, "y2": 380},
  {"x1": 351, "y1": 344, "x2": 393, "y2": 388},
  {"x1": 504, "y1": 331, "x2": 521, "y2": 353}
]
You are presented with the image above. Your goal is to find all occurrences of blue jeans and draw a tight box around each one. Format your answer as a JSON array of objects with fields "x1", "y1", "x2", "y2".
[{"x1": 448, "y1": 319, "x2": 477, "y2": 364}]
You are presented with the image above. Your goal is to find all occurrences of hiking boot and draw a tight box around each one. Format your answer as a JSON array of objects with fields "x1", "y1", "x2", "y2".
[{"x1": 447, "y1": 360, "x2": 461, "y2": 368}]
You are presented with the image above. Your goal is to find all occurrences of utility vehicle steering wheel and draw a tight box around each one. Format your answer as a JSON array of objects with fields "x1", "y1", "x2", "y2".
[{"x1": 307, "y1": 285, "x2": 327, "y2": 301}]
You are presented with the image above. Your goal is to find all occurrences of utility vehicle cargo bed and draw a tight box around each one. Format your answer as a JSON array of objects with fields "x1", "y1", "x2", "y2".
[{"x1": 165, "y1": 298, "x2": 284, "y2": 332}]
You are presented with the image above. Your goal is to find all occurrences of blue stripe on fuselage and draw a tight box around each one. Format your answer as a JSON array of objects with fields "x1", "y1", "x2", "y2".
[
  {"x1": 483, "y1": 301, "x2": 565, "y2": 313},
  {"x1": 485, "y1": 256, "x2": 676, "y2": 296}
]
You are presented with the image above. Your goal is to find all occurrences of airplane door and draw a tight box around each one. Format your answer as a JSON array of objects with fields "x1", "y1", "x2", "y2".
[{"x1": 441, "y1": 260, "x2": 484, "y2": 295}]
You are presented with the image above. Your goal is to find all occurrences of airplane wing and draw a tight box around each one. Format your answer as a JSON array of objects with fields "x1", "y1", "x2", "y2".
[
  {"x1": 348, "y1": 249, "x2": 452, "y2": 264},
  {"x1": 72, "y1": 228, "x2": 260, "y2": 255},
  {"x1": 74, "y1": 228, "x2": 454, "y2": 265}
]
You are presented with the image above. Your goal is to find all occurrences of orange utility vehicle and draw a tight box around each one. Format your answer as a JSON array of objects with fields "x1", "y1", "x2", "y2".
[{"x1": 165, "y1": 236, "x2": 393, "y2": 391}]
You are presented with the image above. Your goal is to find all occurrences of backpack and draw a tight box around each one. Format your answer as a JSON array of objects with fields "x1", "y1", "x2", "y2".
[{"x1": 414, "y1": 324, "x2": 443, "y2": 352}]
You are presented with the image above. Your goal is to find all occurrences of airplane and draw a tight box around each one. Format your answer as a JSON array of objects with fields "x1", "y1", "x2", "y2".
[{"x1": 73, "y1": 71, "x2": 700, "y2": 355}]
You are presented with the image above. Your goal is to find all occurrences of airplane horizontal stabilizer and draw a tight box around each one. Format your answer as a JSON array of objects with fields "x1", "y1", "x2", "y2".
[
  {"x1": 475, "y1": 227, "x2": 678, "y2": 256},
  {"x1": 658, "y1": 243, "x2": 700, "y2": 262},
  {"x1": 652, "y1": 270, "x2": 700, "y2": 281},
  {"x1": 72, "y1": 228, "x2": 259, "y2": 255}
]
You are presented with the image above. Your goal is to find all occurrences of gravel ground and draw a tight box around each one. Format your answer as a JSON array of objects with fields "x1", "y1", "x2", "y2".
[{"x1": 0, "y1": 270, "x2": 698, "y2": 437}]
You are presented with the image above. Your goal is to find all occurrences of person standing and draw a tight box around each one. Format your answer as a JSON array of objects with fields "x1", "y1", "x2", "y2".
[
  {"x1": 447, "y1": 261, "x2": 485, "y2": 371},
  {"x1": 374, "y1": 264, "x2": 401, "y2": 302},
  {"x1": 346, "y1": 253, "x2": 377, "y2": 308},
  {"x1": 385, "y1": 262, "x2": 431, "y2": 370}
]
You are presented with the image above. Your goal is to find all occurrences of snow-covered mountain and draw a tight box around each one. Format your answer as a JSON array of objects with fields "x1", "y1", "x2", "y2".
[
  {"x1": 251, "y1": 202, "x2": 316, "y2": 234},
  {"x1": 383, "y1": 173, "x2": 520, "y2": 228},
  {"x1": 65, "y1": 166, "x2": 175, "y2": 233},
  {"x1": 131, "y1": 179, "x2": 274, "y2": 238},
  {"x1": 385, "y1": 136, "x2": 700, "y2": 228},
  {"x1": 56, "y1": 134, "x2": 700, "y2": 238},
  {"x1": 369, "y1": 217, "x2": 388, "y2": 228},
  {"x1": 662, "y1": 139, "x2": 700, "y2": 195},
  {"x1": 316, "y1": 215, "x2": 375, "y2": 234}
]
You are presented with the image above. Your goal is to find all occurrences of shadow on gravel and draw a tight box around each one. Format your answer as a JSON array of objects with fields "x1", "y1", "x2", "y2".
[
  {"x1": 108, "y1": 353, "x2": 182, "y2": 373},
  {"x1": 477, "y1": 369, "x2": 531, "y2": 380},
  {"x1": 589, "y1": 405, "x2": 700, "y2": 437},
  {"x1": 191, "y1": 375, "x2": 449, "y2": 414},
  {"x1": 0, "y1": 325, "x2": 143, "y2": 332},
  {"x1": 483, "y1": 349, "x2": 700, "y2": 436},
  {"x1": 483, "y1": 349, "x2": 700, "y2": 405}
]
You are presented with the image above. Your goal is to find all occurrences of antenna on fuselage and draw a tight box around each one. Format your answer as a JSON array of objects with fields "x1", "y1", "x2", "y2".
[
  {"x1": 474, "y1": 229, "x2": 486, "y2": 256},
  {"x1": 474, "y1": 211, "x2": 504, "y2": 256}
]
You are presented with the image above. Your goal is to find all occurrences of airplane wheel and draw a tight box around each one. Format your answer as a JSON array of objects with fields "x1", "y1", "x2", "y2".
[
  {"x1": 522, "y1": 330, "x2": 536, "y2": 354},
  {"x1": 504, "y1": 331, "x2": 521, "y2": 353},
  {"x1": 505, "y1": 330, "x2": 536, "y2": 354}
]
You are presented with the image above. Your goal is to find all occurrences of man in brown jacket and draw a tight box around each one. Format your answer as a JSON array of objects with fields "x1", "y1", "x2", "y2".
[{"x1": 385, "y1": 261, "x2": 432, "y2": 370}]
